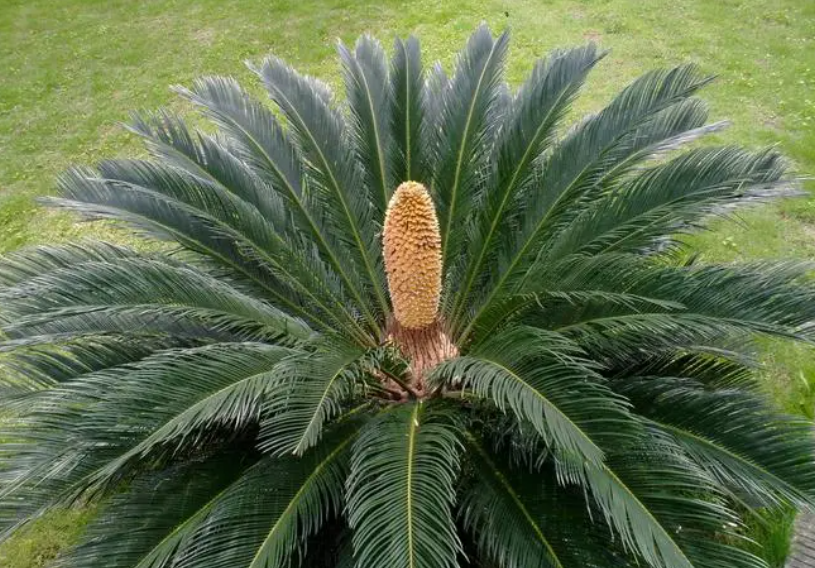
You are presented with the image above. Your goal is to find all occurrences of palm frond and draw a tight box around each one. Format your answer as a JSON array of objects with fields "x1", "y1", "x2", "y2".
[
  {"x1": 390, "y1": 36, "x2": 427, "y2": 184},
  {"x1": 259, "y1": 338, "x2": 369, "y2": 456},
  {"x1": 178, "y1": 76, "x2": 381, "y2": 336},
  {"x1": 253, "y1": 55, "x2": 390, "y2": 319},
  {"x1": 63, "y1": 418, "x2": 360, "y2": 568},
  {"x1": 614, "y1": 375, "x2": 815, "y2": 508},
  {"x1": 347, "y1": 402, "x2": 463, "y2": 568},
  {"x1": 0, "y1": 335, "x2": 177, "y2": 395},
  {"x1": 574, "y1": 432, "x2": 767, "y2": 568},
  {"x1": 422, "y1": 61, "x2": 450, "y2": 156},
  {"x1": 340, "y1": 35, "x2": 393, "y2": 215},
  {"x1": 450, "y1": 43, "x2": 603, "y2": 331},
  {"x1": 580, "y1": 263, "x2": 815, "y2": 354},
  {"x1": 96, "y1": 158, "x2": 372, "y2": 335},
  {"x1": 462, "y1": 65, "x2": 712, "y2": 342},
  {"x1": 541, "y1": 146, "x2": 792, "y2": 261},
  {"x1": 608, "y1": 351, "x2": 760, "y2": 390},
  {"x1": 3, "y1": 306, "x2": 273, "y2": 346},
  {"x1": 81, "y1": 343, "x2": 293, "y2": 490},
  {"x1": 47, "y1": 166, "x2": 309, "y2": 321},
  {"x1": 0, "y1": 256, "x2": 310, "y2": 342},
  {"x1": 431, "y1": 326, "x2": 636, "y2": 465},
  {"x1": 51, "y1": 450, "x2": 256, "y2": 568},
  {"x1": 0, "y1": 240, "x2": 141, "y2": 287},
  {"x1": 0, "y1": 342, "x2": 292, "y2": 515},
  {"x1": 176, "y1": 75, "x2": 303, "y2": 206},
  {"x1": 128, "y1": 110, "x2": 290, "y2": 229},
  {"x1": 493, "y1": 254, "x2": 815, "y2": 361},
  {"x1": 460, "y1": 432, "x2": 634, "y2": 568},
  {"x1": 50, "y1": 165, "x2": 377, "y2": 343},
  {"x1": 431, "y1": 24, "x2": 509, "y2": 268}
]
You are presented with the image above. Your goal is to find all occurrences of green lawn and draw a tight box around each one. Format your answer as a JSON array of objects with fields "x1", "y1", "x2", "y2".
[{"x1": 1, "y1": 0, "x2": 815, "y2": 565}]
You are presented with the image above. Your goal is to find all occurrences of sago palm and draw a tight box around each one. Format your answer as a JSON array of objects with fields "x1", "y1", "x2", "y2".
[{"x1": 2, "y1": 24, "x2": 815, "y2": 568}]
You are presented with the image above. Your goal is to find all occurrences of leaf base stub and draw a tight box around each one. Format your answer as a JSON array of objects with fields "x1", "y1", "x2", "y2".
[{"x1": 386, "y1": 317, "x2": 458, "y2": 396}]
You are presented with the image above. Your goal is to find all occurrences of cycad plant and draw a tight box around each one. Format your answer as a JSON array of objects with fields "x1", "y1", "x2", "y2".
[{"x1": 2, "y1": 24, "x2": 815, "y2": 568}]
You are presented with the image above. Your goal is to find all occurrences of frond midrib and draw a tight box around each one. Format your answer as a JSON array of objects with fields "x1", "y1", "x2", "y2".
[
  {"x1": 406, "y1": 403, "x2": 419, "y2": 568},
  {"x1": 400, "y1": 40, "x2": 414, "y2": 180}
]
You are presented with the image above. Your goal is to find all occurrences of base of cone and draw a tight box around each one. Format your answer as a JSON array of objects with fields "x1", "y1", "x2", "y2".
[{"x1": 386, "y1": 317, "x2": 458, "y2": 396}]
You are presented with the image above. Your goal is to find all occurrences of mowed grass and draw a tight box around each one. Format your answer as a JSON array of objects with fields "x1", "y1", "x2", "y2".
[
  {"x1": 1, "y1": 0, "x2": 814, "y2": 565},
  {"x1": 0, "y1": 508, "x2": 97, "y2": 568}
]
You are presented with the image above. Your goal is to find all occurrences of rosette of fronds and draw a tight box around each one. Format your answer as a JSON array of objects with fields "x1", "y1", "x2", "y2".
[{"x1": 2, "y1": 25, "x2": 815, "y2": 568}]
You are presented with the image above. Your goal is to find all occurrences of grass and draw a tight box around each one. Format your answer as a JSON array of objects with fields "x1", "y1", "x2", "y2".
[
  {"x1": 0, "y1": 507, "x2": 96, "y2": 568},
  {"x1": 742, "y1": 505, "x2": 799, "y2": 568},
  {"x1": 1, "y1": 0, "x2": 814, "y2": 565}
]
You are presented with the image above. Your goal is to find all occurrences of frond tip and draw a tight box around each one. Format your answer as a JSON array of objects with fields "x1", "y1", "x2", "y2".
[{"x1": 383, "y1": 181, "x2": 442, "y2": 329}]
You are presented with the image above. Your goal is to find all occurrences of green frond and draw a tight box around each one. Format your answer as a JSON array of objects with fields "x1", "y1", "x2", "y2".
[
  {"x1": 48, "y1": 167, "x2": 302, "y2": 314},
  {"x1": 390, "y1": 36, "x2": 427, "y2": 184},
  {"x1": 128, "y1": 113, "x2": 366, "y2": 337},
  {"x1": 0, "y1": 335, "x2": 177, "y2": 395},
  {"x1": 450, "y1": 43, "x2": 604, "y2": 331},
  {"x1": 541, "y1": 146, "x2": 792, "y2": 261},
  {"x1": 259, "y1": 339, "x2": 368, "y2": 456},
  {"x1": 177, "y1": 75, "x2": 303, "y2": 205},
  {"x1": 614, "y1": 375, "x2": 815, "y2": 508},
  {"x1": 608, "y1": 351, "x2": 760, "y2": 390},
  {"x1": 253, "y1": 55, "x2": 390, "y2": 320},
  {"x1": 505, "y1": 254, "x2": 815, "y2": 361},
  {"x1": 79, "y1": 342, "x2": 293, "y2": 490},
  {"x1": 59, "y1": 419, "x2": 361, "y2": 568},
  {"x1": 529, "y1": 63, "x2": 713, "y2": 213},
  {"x1": 128, "y1": 110, "x2": 290, "y2": 230},
  {"x1": 3, "y1": 305, "x2": 272, "y2": 345},
  {"x1": 178, "y1": 76, "x2": 380, "y2": 336},
  {"x1": 0, "y1": 240, "x2": 141, "y2": 288},
  {"x1": 93, "y1": 158, "x2": 281, "y2": 249},
  {"x1": 575, "y1": 433, "x2": 767, "y2": 568},
  {"x1": 422, "y1": 61, "x2": 450, "y2": 150},
  {"x1": 48, "y1": 163, "x2": 378, "y2": 342},
  {"x1": 460, "y1": 432, "x2": 634, "y2": 568},
  {"x1": 0, "y1": 342, "x2": 292, "y2": 530},
  {"x1": 347, "y1": 402, "x2": 463, "y2": 568},
  {"x1": 431, "y1": 24, "x2": 509, "y2": 268},
  {"x1": 0, "y1": 256, "x2": 311, "y2": 342},
  {"x1": 431, "y1": 326, "x2": 637, "y2": 465},
  {"x1": 462, "y1": 64, "x2": 713, "y2": 342},
  {"x1": 340, "y1": 35, "x2": 393, "y2": 215},
  {"x1": 51, "y1": 451, "x2": 256, "y2": 568},
  {"x1": 92, "y1": 158, "x2": 361, "y2": 329}
]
